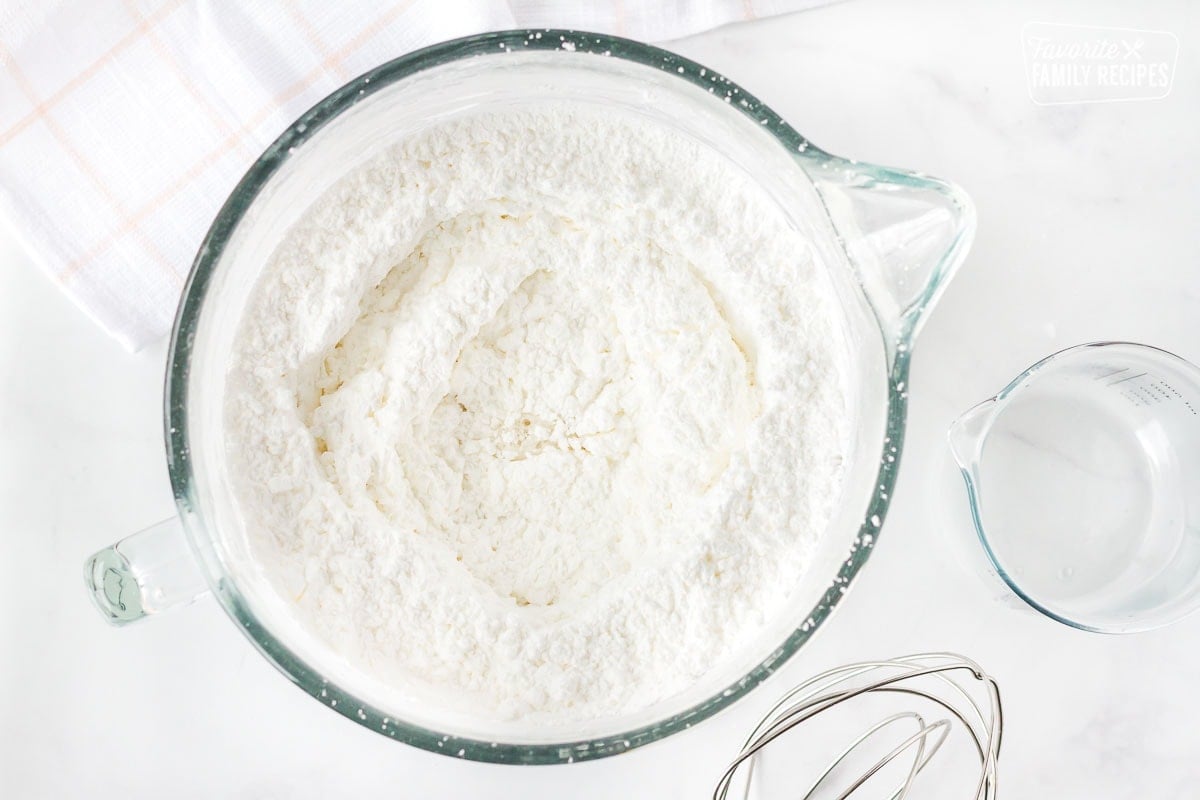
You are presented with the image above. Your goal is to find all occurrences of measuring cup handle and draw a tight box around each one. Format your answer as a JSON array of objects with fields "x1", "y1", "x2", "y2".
[{"x1": 84, "y1": 517, "x2": 209, "y2": 625}]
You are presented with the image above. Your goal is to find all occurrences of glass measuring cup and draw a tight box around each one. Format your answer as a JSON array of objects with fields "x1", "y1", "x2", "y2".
[
  {"x1": 948, "y1": 342, "x2": 1200, "y2": 633},
  {"x1": 80, "y1": 30, "x2": 974, "y2": 762}
]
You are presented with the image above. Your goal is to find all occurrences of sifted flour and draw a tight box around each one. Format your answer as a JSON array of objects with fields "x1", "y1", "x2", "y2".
[{"x1": 225, "y1": 105, "x2": 850, "y2": 722}]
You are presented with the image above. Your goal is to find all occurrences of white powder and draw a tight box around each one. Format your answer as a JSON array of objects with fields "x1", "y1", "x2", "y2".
[{"x1": 225, "y1": 106, "x2": 849, "y2": 722}]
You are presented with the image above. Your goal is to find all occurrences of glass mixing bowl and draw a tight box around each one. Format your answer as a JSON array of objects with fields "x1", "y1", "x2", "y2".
[{"x1": 84, "y1": 30, "x2": 974, "y2": 763}]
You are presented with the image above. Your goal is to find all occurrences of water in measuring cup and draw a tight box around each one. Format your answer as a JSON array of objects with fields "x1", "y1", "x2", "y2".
[{"x1": 973, "y1": 359, "x2": 1200, "y2": 629}]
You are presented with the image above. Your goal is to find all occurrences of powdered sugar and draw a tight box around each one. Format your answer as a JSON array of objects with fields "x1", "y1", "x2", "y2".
[{"x1": 224, "y1": 106, "x2": 849, "y2": 722}]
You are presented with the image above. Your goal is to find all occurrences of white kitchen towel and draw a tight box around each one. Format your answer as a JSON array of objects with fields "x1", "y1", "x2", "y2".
[{"x1": 0, "y1": 0, "x2": 829, "y2": 350}]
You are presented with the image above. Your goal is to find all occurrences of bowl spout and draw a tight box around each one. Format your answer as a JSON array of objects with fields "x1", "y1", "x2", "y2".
[{"x1": 806, "y1": 159, "x2": 976, "y2": 359}]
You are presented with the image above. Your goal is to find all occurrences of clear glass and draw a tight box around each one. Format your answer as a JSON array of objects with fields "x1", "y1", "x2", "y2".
[
  {"x1": 87, "y1": 31, "x2": 974, "y2": 762},
  {"x1": 84, "y1": 517, "x2": 207, "y2": 624},
  {"x1": 948, "y1": 342, "x2": 1200, "y2": 633}
]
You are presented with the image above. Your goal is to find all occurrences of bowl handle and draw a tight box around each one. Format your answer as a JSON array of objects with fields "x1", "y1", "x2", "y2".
[
  {"x1": 84, "y1": 517, "x2": 209, "y2": 625},
  {"x1": 807, "y1": 160, "x2": 976, "y2": 360}
]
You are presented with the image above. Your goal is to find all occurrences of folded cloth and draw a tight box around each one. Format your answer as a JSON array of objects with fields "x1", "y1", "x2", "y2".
[{"x1": 0, "y1": 0, "x2": 830, "y2": 350}]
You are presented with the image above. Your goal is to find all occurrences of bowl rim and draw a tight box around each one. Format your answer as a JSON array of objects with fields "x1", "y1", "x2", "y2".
[{"x1": 164, "y1": 28, "x2": 909, "y2": 764}]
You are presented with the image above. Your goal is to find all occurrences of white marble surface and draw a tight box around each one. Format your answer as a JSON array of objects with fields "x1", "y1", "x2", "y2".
[{"x1": 2, "y1": 0, "x2": 1199, "y2": 796}]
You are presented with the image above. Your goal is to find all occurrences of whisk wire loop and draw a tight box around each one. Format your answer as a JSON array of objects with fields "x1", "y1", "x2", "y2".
[{"x1": 713, "y1": 653, "x2": 1002, "y2": 800}]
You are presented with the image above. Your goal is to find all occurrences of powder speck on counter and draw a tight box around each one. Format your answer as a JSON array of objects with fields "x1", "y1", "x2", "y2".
[{"x1": 225, "y1": 106, "x2": 849, "y2": 722}]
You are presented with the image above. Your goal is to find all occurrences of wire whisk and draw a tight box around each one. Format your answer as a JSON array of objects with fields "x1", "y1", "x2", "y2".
[{"x1": 713, "y1": 653, "x2": 1002, "y2": 800}]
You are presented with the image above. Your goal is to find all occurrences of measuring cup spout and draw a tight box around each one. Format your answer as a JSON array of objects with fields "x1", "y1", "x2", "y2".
[
  {"x1": 806, "y1": 159, "x2": 975, "y2": 360},
  {"x1": 948, "y1": 398, "x2": 997, "y2": 471}
]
